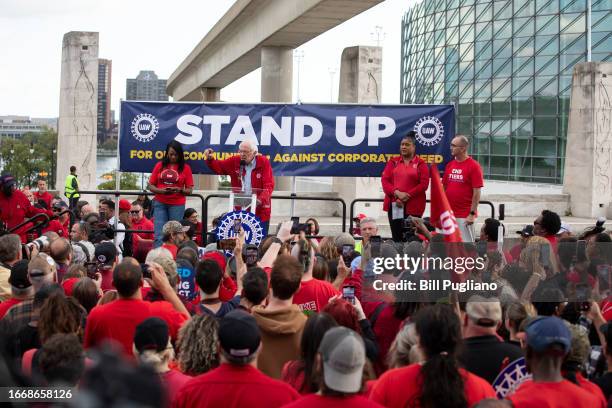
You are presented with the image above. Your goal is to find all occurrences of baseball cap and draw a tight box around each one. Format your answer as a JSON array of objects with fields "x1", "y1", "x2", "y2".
[
  {"x1": 28, "y1": 254, "x2": 57, "y2": 279},
  {"x1": 525, "y1": 316, "x2": 571, "y2": 354},
  {"x1": 557, "y1": 222, "x2": 572, "y2": 235},
  {"x1": 465, "y1": 295, "x2": 502, "y2": 327},
  {"x1": 319, "y1": 326, "x2": 366, "y2": 393},
  {"x1": 9, "y1": 260, "x2": 31, "y2": 289},
  {"x1": 218, "y1": 310, "x2": 261, "y2": 359},
  {"x1": 53, "y1": 201, "x2": 69, "y2": 210},
  {"x1": 61, "y1": 277, "x2": 79, "y2": 296},
  {"x1": 119, "y1": 199, "x2": 132, "y2": 212},
  {"x1": 162, "y1": 220, "x2": 190, "y2": 235},
  {"x1": 353, "y1": 213, "x2": 367, "y2": 221},
  {"x1": 0, "y1": 174, "x2": 16, "y2": 187},
  {"x1": 515, "y1": 225, "x2": 535, "y2": 237},
  {"x1": 203, "y1": 251, "x2": 227, "y2": 271},
  {"x1": 334, "y1": 232, "x2": 356, "y2": 248},
  {"x1": 95, "y1": 242, "x2": 117, "y2": 265},
  {"x1": 134, "y1": 317, "x2": 169, "y2": 353}
]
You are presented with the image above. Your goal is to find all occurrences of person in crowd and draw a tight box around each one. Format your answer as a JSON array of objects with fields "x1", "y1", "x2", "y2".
[
  {"x1": 183, "y1": 208, "x2": 204, "y2": 246},
  {"x1": 381, "y1": 131, "x2": 430, "y2": 242},
  {"x1": 135, "y1": 194, "x2": 153, "y2": 219},
  {"x1": 118, "y1": 199, "x2": 134, "y2": 258},
  {"x1": 0, "y1": 234, "x2": 23, "y2": 300},
  {"x1": 371, "y1": 304, "x2": 495, "y2": 407},
  {"x1": 284, "y1": 326, "x2": 383, "y2": 408},
  {"x1": 239, "y1": 267, "x2": 269, "y2": 311},
  {"x1": 194, "y1": 258, "x2": 242, "y2": 318},
  {"x1": 72, "y1": 277, "x2": 100, "y2": 313},
  {"x1": 305, "y1": 217, "x2": 320, "y2": 237},
  {"x1": 513, "y1": 236, "x2": 558, "y2": 301},
  {"x1": 147, "y1": 141, "x2": 194, "y2": 248},
  {"x1": 323, "y1": 298, "x2": 379, "y2": 363},
  {"x1": 510, "y1": 225, "x2": 535, "y2": 262},
  {"x1": 557, "y1": 222, "x2": 573, "y2": 238},
  {"x1": 38, "y1": 333, "x2": 85, "y2": 386},
  {"x1": 84, "y1": 261, "x2": 189, "y2": 358},
  {"x1": 359, "y1": 217, "x2": 379, "y2": 248},
  {"x1": 459, "y1": 296, "x2": 523, "y2": 384},
  {"x1": 131, "y1": 203, "x2": 154, "y2": 240},
  {"x1": 172, "y1": 310, "x2": 300, "y2": 408},
  {"x1": 94, "y1": 242, "x2": 118, "y2": 292},
  {"x1": 252, "y1": 255, "x2": 307, "y2": 379},
  {"x1": 34, "y1": 179, "x2": 53, "y2": 210},
  {"x1": 70, "y1": 222, "x2": 95, "y2": 263},
  {"x1": 45, "y1": 200, "x2": 71, "y2": 237},
  {"x1": 49, "y1": 237, "x2": 72, "y2": 282},
  {"x1": 594, "y1": 322, "x2": 612, "y2": 400},
  {"x1": 204, "y1": 139, "x2": 274, "y2": 235},
  {"x1": 312, "y1": 255, "x2": 330, "y2": 281},
  {"x1": 64, "y1": 165, "x2": 80, "y2": 210},
  {"x1": 3, "y1": 254, "x2": 57, "y2": 329},
  {"x1": 160, "y1": 221, "x2": 190, "y2": 259},
  {"x1": 507, "y1": 316, "x2": 604, "y2": 407},
  {"x1": 534, "y1": 209, "x2": 562, "y2": 252},
  {"x1": 292, "y1": 237, "x2": 340, "y2": 313},
  {"x1": 282, "y1": 312, "x2": 338, "y2": 394},
  {"x1": 0, "y1": 260, "x2": 33, "y2": 318},
  {"x1": 176, "y1": 314, "x2": 220, "y2": 376},
  {"x1": 0, "y1": 175, "x2": 52, "y2": 243},
  {"x1": 442, "y1": 135, "x2": 484, "y2": 242},
  {"x1": 132, "y1": 317, "x2": 191, "y2": 402},
  {"x1": 80, "y1": 203, "x2": 94, "y2": 219},
  {"x1": 386, "y1": 322, "x2": 423, "y2": 369},
  {"x1": 504, "y1": 301, "x2": 536, "y2": 347},
  {"x1": 479, "y1": 218, "x2": 511, "y2": 262},
  {"x1": 99, "y1": 199, "x2": 126, "y2": 257}
]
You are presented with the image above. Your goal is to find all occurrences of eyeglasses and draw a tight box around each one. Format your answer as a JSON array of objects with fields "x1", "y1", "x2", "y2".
[{"x1": 130, "y1": 210, "x2": 141, "y2": 215}]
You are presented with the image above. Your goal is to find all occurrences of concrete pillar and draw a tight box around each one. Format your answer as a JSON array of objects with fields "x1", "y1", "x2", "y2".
[
  {"x1": 563, "y1": 62, "x2": 612, "y2": 218},
  {"x1": 197, "y1": 87, "x2": 221, "y2": 191},
  {"x1": 261, "y1": 46, "x2": 293, "y2": 190},
  {"x1": 56, "y1": 32, "x2": 98, "y2": 204},
  {"x1": 333, "y1": 46, "x2": 384, "y2": 215}
]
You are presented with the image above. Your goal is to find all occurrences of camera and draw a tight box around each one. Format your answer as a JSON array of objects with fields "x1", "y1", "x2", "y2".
[
  {"x1": 233, "y1": 219, "x2": 242, "y2": 234},
  {"x1": 290, "y1": 217, "x2": 310, "y2": 235},
  {"x1": 342, "y1": 285, "x2": 356, "y2": 304},
  {"x1": 341, "y1": 244, "x2": 354, "y2": 266},
  {"x1": 370, "y1": 235, "x2": 382, "y2": 258}
]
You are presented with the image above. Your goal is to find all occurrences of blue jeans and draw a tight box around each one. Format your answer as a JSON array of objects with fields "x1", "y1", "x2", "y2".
[{"x1": 153, "y1": 200, "x2": 185, "y2": 247}]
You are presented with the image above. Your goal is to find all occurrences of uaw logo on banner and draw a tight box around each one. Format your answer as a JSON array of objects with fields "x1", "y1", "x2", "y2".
[
  {"x1": 217, "y1": 211, "x2": 264, "y2": 256},
  {"x1": 414, "y1": 116, "x2": 444, "y2": 147},
  {"x1": 439, "y1": 210, "x2": 459, "y2": 235},
  {"x1": 131, "y1": 113, "x2": 160, "y2": 143},
  {"x1": 492, "y1": 357, "x2": 530, "y2": 398}
]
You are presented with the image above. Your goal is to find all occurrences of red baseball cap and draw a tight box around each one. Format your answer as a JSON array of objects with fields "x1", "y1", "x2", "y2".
[
  {"x1": 119, "y1": 199, "x2": 132, "y2": 211},
  {"x1": 62, "y1": 277, "x2": 79, "y2": 296},
  {"x1": 203, "y1": 251, "x2": 227, "y2": 272}
]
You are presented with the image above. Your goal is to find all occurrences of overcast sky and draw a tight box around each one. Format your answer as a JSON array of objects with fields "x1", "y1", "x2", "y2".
[{"x1": 0, "y1": 0, "x2": 417, "y2": 119}]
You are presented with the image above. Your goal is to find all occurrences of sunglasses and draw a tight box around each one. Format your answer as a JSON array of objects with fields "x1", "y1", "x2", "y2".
[{"x1": 130, "y1": 210, "x2": 141, "y2": 215}]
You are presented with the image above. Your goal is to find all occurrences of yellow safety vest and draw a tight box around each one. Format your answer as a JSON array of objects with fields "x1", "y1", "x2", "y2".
[{"x1": 65, "y1": 174, "x2": 80, "y2": 198}]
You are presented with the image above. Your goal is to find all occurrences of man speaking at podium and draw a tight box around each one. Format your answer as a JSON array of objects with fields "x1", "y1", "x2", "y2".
[{"x1": 203, "y1": 140, "x2": 274, "y2": 235}]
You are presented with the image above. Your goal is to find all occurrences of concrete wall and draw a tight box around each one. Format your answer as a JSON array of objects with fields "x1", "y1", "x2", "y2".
[
  {"x1": 56, "y1": 32, "x2": 98, "y2": 201},
  {"x1": 563, "y1": 62, "x2": 612, "y2": 218}
]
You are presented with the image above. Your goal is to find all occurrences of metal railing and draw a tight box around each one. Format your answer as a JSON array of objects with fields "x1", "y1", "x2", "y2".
[{"x1": 8, "y1": 213, "x2": 50, "y2": 238}]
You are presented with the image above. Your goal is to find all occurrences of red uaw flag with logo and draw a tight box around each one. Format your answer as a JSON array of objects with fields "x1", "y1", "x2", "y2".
[{"x1": 430, "y1": 165, "x2": 468, "y2": 282}]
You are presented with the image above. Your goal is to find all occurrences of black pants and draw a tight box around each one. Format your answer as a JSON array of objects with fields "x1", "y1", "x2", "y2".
[
  {"x1": 387, "y1": 209, "x2": 422, "y2": 242},
  {"x1": 68, "y1": 196, "x2": 79, "y2": 211}
]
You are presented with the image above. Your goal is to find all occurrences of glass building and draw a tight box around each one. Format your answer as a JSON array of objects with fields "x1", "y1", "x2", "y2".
[{"x1": 401, "y1": 0, "x2": 612, "y2": 183}]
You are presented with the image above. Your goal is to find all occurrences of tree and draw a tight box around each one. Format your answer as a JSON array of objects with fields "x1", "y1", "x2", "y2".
[
  {"x1": 0, "y1": 128, "x2": 57, "y2": 189},
  {"x1": 98, "y1": 171, "x2": 140, "y2": 190}
]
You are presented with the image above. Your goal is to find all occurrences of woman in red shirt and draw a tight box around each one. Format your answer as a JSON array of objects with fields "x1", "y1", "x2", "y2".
[
  {"x1": 147, "y1": 141, "x2": 194, "y2": 248},
  {"x1": 370, "y1": 304, "x2": 495, "y2": 408},
  {"x1": 381, "y1": 131, "x2": 429, "y2": 242}
]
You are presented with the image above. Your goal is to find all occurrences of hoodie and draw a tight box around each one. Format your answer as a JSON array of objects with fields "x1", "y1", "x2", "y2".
[{"x1": 252, "y1": 304, "x2": 307, "y2": 379}]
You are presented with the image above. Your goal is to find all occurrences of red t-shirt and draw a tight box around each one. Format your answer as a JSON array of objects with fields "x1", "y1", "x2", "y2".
[
  {"x1": 442, "y1": 157, "x2": 484, "y2": 218},
  {"x1": 42, "y1": 219, "x2": 68, "y2": 238},
  {"x1": 34, "y1": 191, "x2": 53, "y2": 209},
  {"x1": 370, "y1": 363, "x2": 495, "y2": 408},
  {"x1": 284, "y1": 394, "x2": 384, "y2": 408},
  {"x1": 84, "y1": 298, "x2": 187, "y2": 358},
  {"x1": 171, "y1": 363, "x2": 299, "y2": 408},
  {"x1": 575, "y1": 373, "x2": 607, "y2": 406},
  {"x1": 0, "y1": 297, "x2": 22, "y2": 319},
  {"x1": 292, "y1": 279, "x2": 340, "y2": 313},
  {"x1": 508, "y1": 379, "x2": 605, "y2": 408},
  {"x1": 132, "y1": 217, "x2": 154, "y2": 240},
  {"x1": 162, "y1": 243, "x2": 178, "y2": 259},
  {"x1": 162, "y1": 369, "x2": 192, "y2": 403},
  {"x1": 149, "y1": 162, "x2": 194, "y2": 206},
  {"x1": 362, "y1": 302, "x2": 403, "y2": 376}
]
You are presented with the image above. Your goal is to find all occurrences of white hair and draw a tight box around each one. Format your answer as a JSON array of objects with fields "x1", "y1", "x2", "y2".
[
  {"x1": 239, "y1": 138, "x2": 258, "y2": 153},
  {"x1": 145, "y1": 247, "x2": 173, "y2": 264}
]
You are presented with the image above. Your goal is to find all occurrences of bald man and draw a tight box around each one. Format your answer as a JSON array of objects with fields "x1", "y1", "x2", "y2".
[
  {"x1": 204, "y1": 140, "x2": 274, "y2": 235},
  {"x1": 442, "y1": 135, "x2": 484, "y2": 242}
]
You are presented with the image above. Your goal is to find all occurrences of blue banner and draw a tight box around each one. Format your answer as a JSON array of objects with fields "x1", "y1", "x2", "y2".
[{"x1": 119, "y1": 102, "x2": 455, "y2": 176}]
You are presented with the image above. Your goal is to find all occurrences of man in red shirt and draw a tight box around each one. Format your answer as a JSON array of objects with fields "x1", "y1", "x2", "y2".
[
  {"x1": 161, "y1": 221, "x2": 190, "y2": 259},
  {"x1": 172, "y1": 309, "x2": 300, "y2": 408},
  {"x1": 84, "y1": 261, "x2": 189, "y2": 358},
  {"x1": 203, "y1": 139, "x2": 274, "y2": 235},
  {"x1": 381, "y1": 131, "x2": 430, "y2": 242},
  {"x1": 131, "y1": 203, "x2": 154, "y2": 240},
  {"x1": 534, "y1": 210, "x2": 562, "y2": 253},
  {"x1": 291, "y1": 238, "x2": 339, "y2": 313},
  {"x1": 507, "y1": 316, "x2": 605, "y2": 408},
  {"x1": 34, "y1": 179, "x2": 53, "y2": 210},
  {"x1": 442, "y1": 135, "x2": 484, "y2": 242}
]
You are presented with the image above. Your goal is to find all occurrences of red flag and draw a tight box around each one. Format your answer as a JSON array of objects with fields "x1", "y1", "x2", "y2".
[{"x1": 430, "y1": 165, "x2": 463, "y2": 243}]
